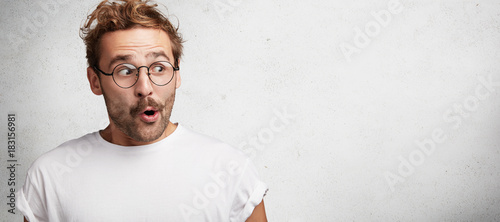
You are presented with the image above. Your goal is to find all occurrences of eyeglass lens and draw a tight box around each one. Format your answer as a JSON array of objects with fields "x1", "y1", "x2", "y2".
[{"x1": 112, "y1": 61, "x2": 174, "y2": 88}]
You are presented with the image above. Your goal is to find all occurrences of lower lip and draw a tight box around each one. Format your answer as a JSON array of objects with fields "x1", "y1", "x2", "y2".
[{"x1": 139, "y1": 111, "x2": 159, "y2": 123}]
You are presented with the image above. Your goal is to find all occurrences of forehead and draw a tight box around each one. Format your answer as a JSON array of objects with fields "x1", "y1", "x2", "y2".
[{"x1": 99, "y1": 27, "x2": 174, "y2": 65}]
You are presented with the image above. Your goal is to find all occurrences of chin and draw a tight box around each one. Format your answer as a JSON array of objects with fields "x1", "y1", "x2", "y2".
[{"x1": 128, "y1": 121, "x2": 168, "y2": 142}]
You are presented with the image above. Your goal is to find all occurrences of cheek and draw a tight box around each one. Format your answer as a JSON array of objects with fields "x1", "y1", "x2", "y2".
[
  {"x1": 100, "y1": 79, "x2": 121, "y2": 96},
  {"x1": 103, "y1": 87, "x2": 133, "y2": 107},
  {"x1": 155, "y1": 85, "x2": 176, "y2": 98}
]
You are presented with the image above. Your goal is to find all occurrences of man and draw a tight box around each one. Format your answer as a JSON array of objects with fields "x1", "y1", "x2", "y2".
[{"x1": 16, "y1": 0, "x2": 268, "y2": 221}]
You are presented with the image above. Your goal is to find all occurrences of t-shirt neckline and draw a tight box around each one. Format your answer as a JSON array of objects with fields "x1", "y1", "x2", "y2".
[{"x1": 93, "y1": 123, "x2": 184, "y2": 153}]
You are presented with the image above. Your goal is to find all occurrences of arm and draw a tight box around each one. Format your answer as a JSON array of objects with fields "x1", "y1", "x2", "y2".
[{"x1": 245, "y1": 200, "x2": 267, "y2": 222}]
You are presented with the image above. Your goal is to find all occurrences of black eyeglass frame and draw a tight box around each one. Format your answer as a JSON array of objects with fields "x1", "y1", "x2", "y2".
[{"x1": 93, "y1": 61, "x2": 180, "y2": 89}]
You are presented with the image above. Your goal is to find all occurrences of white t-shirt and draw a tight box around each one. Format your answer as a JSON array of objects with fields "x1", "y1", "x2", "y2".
[{"x1": 16, "y1": 124, "x2": 268, "y2": 222}]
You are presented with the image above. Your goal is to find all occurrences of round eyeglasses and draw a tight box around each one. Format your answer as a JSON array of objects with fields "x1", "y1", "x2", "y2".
[{"x1": 93, "y1": 61, "x2": 179, "y2": 88}]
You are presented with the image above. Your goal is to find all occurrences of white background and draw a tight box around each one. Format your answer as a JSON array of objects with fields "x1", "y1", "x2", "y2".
[{"x1": 1, "y1": 0, "x2": 500, "y2": 221}]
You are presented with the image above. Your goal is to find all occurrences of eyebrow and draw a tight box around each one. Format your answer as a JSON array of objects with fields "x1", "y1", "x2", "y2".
[
  {"x1": 108, "y1": 55, "x2": 132, "y2": 69},
  {"x1": 107, "y1": 51, "x2": 171, "y2": 69},
  {"x1": 147, "y1": 51, "x2": 170, "y2": 61}
]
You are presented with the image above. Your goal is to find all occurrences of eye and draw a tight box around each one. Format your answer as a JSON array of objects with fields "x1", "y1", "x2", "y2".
[
  {"x1": 151, "y1": 64, "x2": 165, "y2": 73},
  {"x1": 115, "y1": 64, "x2": 136, "y2": 77},
  {"x1": 117, "y1": 68, "x2": 132, "y2": 76}
]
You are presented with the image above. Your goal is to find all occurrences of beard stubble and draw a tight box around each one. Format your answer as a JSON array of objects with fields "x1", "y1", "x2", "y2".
[{"x1": 102, "y1": 90, "x2": 176, "y2": 143}]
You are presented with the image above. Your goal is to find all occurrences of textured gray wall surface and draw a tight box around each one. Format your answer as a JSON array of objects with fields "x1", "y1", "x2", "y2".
[{"x1": 1, "y1": 0, "x2": 500, "y2": 221}]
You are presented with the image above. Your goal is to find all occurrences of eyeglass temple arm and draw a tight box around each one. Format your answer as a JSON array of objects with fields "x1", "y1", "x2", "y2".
[{"x1": 93, "y1": 66, "x2": 113, "y2": 76}]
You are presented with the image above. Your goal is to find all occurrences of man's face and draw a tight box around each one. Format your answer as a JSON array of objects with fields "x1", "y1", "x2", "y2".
[{"x1": 90, "y1": 27, "x2": 180, "y2": 144}]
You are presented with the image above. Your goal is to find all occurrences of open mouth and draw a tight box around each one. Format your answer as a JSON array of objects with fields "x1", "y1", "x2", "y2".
[
  {"x1": 144, "y1": 110, "x2": 156, "y2": 116},
  {"x1": 139, "y1": 107, "x2": 159, "y2": 122}
]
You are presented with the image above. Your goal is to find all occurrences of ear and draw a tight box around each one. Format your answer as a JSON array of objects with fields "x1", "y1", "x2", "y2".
[
  {"x1": 175, "y1": 69, "x2": 181, "y2": 89},
  {"x1": 87, "y1": 67, "x2": 103, "y2": 95}
]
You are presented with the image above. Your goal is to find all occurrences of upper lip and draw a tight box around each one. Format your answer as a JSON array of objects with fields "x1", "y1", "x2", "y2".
[{"x1": 141, "y1": 106, "x2": 158, "y2": 114}]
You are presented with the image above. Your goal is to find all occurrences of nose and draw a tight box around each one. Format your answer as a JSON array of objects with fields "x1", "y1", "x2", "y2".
[{"x1": 133, "y1": 66, "x2": 153, "y2": 97}]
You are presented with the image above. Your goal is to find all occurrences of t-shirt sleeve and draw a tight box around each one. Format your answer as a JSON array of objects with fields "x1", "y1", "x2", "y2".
[
  {"x1": 16, "y1": 170, "x2": 48, "y2": 222},
  {"x1": 229, "y1": 158, "x2": 268, "y2": 222}
]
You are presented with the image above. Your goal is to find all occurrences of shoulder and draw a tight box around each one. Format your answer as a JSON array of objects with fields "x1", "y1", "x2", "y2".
[
  {"x1": 27, "y1": 132, "x2": 98, "y2": 176},
  {"x1": 174, "y1": 125, "x2": 250, "y2": 165},
  {"x1": 179, "y1": 126, "x2": 242, "y2": 154},
  {"x1": 176, "y1": 126, "x2": 269, "y2": 221},
  {"x1": 175, "y1": 125, "x2": 224, "y2": 145}
]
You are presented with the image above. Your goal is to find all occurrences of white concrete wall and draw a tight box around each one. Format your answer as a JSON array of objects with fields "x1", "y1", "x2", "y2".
[{"x1": 1, "y1": 0, "x2": 500, "y2": 221}]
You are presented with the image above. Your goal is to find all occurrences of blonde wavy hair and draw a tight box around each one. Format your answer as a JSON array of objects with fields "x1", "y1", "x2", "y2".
[{"x1": 80, "y1": 0, "x2": 183, "y2": 68}]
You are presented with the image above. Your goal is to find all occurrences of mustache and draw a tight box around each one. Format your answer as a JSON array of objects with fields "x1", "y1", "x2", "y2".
[{"x1": 129, "y1": 97, "x2": 165, "y2": 116}]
